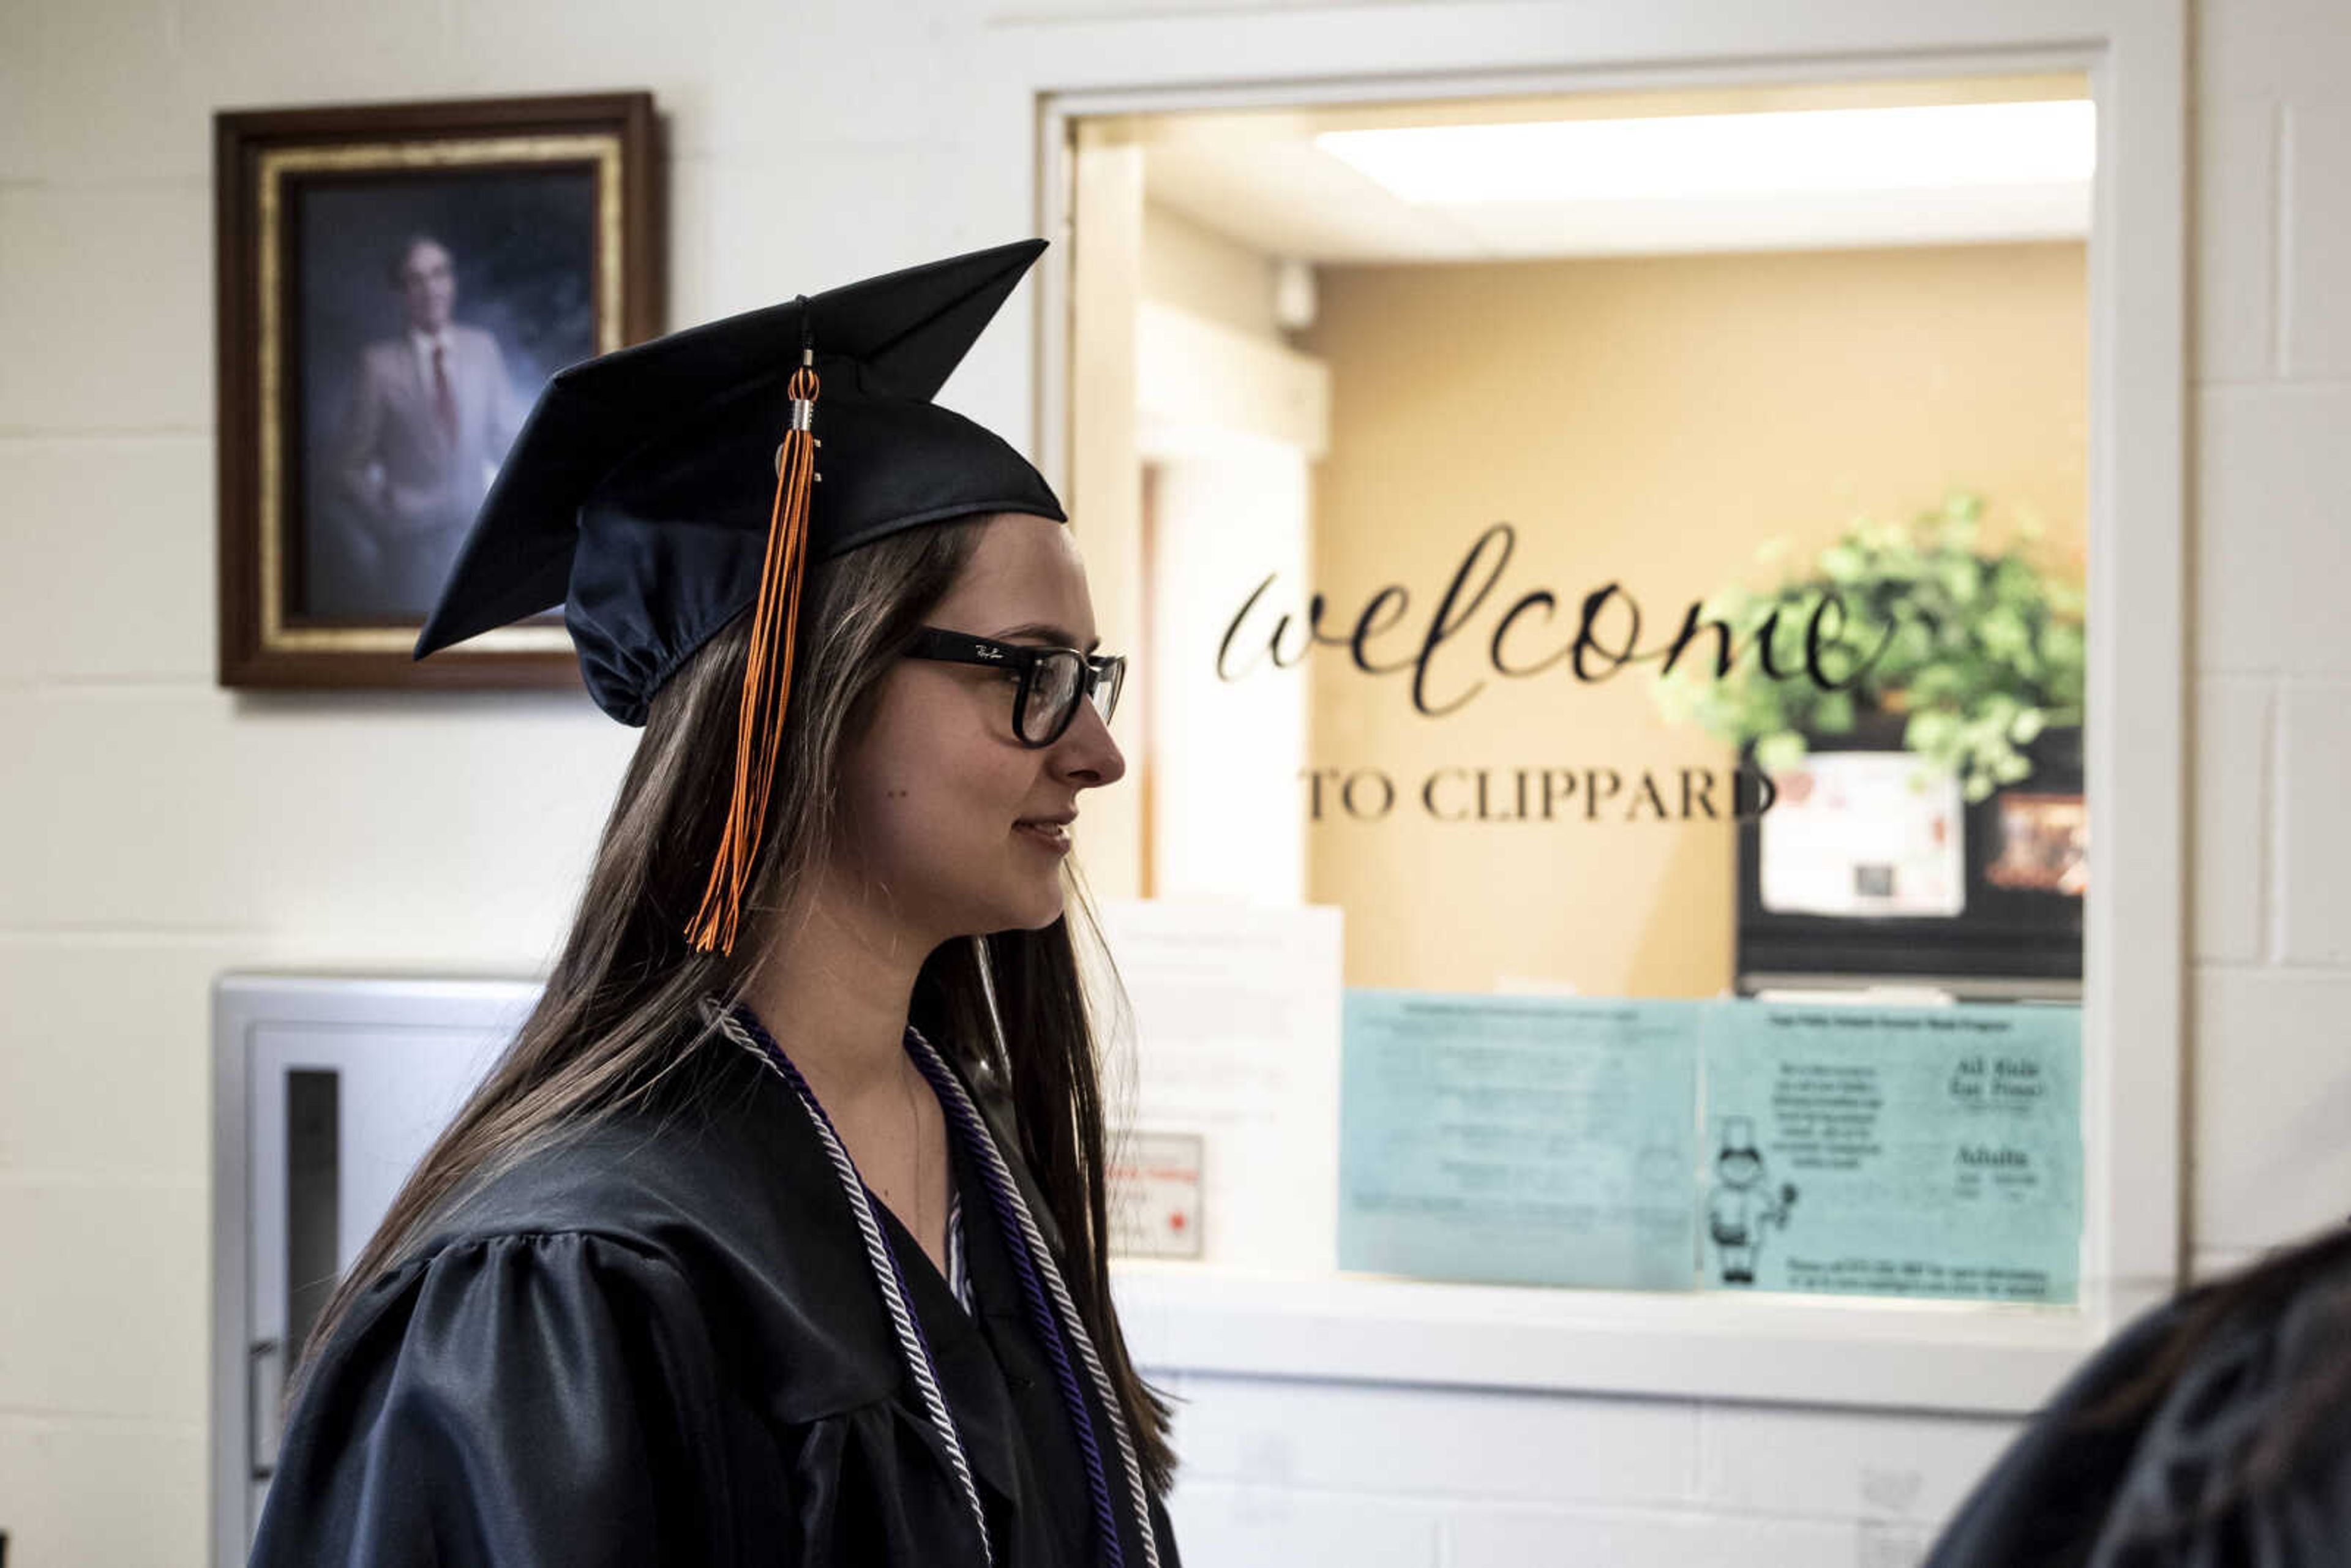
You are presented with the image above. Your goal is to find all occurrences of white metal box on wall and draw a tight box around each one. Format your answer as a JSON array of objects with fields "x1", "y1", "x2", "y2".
[{"x1": 209, "y1": 976, "x2": 529, "y2": 1567}]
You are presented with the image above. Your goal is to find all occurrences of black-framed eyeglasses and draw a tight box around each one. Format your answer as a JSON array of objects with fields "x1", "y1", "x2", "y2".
[{"x1": 903, "y1": 628, "x2": 1127, "y2": 748}]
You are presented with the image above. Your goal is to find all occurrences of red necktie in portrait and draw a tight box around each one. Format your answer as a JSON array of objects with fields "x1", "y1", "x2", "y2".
[{"x1": 433, "y1": 342, "x2": 459, "y2": 446}]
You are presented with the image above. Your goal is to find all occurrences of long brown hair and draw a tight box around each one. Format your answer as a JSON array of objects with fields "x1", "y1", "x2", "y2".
[{"x1": 294, "y1": 513, "x2": 1177, "y2": 1491}]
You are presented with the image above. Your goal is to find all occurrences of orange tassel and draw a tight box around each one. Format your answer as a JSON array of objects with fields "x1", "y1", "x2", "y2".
[{"x1": 686, "y1": 350, "x2": 821, "y2": 955}]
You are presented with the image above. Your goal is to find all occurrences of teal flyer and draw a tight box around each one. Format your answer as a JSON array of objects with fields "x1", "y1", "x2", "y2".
[
  {"x1": 1698, "y1": 1002, "x2": 2082, "y2": 1304},
  {"x1": 1338, "y1": 991, "x2": 1699, "y2": 1291}
]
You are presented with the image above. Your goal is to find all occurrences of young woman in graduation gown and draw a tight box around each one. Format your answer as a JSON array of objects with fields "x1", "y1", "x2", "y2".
[
  {"x1": 1923, "y1": 1222, "x2": 2351, "y2": 1567},
  {"x1": 249, "y1": 242, "x2": 1182, "y2": 1568}
]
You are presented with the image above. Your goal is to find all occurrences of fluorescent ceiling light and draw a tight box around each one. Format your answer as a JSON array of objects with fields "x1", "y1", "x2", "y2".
[{"x1": 1315, "y1": 100, "x2": 2096, "y2": 205}]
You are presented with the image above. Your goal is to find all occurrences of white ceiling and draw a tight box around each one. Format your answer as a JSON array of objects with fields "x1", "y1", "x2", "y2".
[{"x1": 1133, "y1": 77, "x2": 2094, "y2": 265}]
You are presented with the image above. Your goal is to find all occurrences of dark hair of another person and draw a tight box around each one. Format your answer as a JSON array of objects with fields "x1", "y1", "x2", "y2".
[
  {"x1": 2077, "y1": 1221, "x2": 2351, "y2": 1533},
  {"x1": 288, "y1": 514, "x2": 1177, "y2": 1491}
]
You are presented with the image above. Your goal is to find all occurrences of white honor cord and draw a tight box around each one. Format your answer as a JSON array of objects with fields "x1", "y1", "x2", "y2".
[
  {"x1": 906, "y1": 1023, "x2": 1162, "y2": 1568},
  {"x1": 967, "y1": 936, "x2": 1157, "y2": 1563},
  {"x1": 700, "y1": 1001, "x2": 996, "y2": 1568}
]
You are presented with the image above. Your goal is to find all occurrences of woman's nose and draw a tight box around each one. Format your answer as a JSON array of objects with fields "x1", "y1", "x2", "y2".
[{"x1": 1054, "y1": 699, "x2": 1126, "y2": 787}]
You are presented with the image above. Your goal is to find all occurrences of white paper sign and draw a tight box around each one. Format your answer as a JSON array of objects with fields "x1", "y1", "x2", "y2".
[
  {"x1": 1091, "y1": 898, "x2": 1343, "y2": 1272},
  {"x1": 1108, "y1": 1131, "x2": 1205, "y2": 1258},
  {"x1": 1760, "y1": 751, "x2": 1965, "y2": 917}
]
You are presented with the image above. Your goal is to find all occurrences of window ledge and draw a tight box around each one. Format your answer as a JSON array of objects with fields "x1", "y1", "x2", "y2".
[{"x1": 1112, "y1": 1260, "x2": 2098, "y2": 1414}]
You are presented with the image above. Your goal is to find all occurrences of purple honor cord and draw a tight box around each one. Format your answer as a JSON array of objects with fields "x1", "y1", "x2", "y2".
[
  {"x1": 902, "y1": 1029, "x2": 1123, "y2": 1568},
  {"x1": 710, "y1": 1001, "x2": 1151, "y2": 1568}
]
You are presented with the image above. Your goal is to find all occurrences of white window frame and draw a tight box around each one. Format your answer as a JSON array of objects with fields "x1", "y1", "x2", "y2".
[{"x1": 971, "y1": 0, "x2": 2187, "y2": 1416}]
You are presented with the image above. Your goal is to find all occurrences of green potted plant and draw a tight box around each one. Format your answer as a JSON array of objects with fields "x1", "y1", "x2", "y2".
[{"x1": 1652, "y1": 492, "x2": 2086, "y2": 802}]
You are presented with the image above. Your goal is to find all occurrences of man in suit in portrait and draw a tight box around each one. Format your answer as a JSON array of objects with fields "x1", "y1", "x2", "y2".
[{"x1": 316, "y1": 234, "x2": 529, "y2": 619}]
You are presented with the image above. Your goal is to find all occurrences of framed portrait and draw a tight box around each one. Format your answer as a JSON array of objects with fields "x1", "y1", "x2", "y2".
[{"x1": 215, "y1": 92, "x2": 662, "y2": 692}]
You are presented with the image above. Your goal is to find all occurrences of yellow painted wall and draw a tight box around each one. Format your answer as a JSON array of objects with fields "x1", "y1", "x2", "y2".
[{"x1": 1292, "y1": 242, "x2": 2087, "y2": 996}]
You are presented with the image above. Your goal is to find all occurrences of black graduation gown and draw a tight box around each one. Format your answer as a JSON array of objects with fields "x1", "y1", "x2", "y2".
[
  {"x1": 1924, "y1": 1258, "x2": 2351, "y2": 1568},
  {"x1": 248, "y1": 1031, "x2": 1182, "y2": 1568}
]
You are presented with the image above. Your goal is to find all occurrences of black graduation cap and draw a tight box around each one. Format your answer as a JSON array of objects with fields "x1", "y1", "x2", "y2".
[
  {"x1": 414, "y1": 238, "x2": 1064, "y2": 726},
  {"x1": 413, "y1": 239, "x2": 1066, "y2": 954}
]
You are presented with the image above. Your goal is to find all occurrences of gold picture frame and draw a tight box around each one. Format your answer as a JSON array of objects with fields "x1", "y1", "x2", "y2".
[{"x1": 215, "y1": 92, "x2": 662, "y2": 693}]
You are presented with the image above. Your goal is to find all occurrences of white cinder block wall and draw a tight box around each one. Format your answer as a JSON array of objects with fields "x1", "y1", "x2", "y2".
[{"x1": 1, "y1": 2, "x2": 2344, "y2": 1564}]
